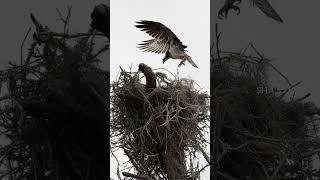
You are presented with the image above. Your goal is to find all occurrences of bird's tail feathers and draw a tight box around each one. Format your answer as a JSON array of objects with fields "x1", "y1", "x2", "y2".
[
  {"x1": 252, "y1": 0, "x2": 283, "y2": 23},
  {"x1": 186, "y1": 55, "x2": 198, "y2": 68}
]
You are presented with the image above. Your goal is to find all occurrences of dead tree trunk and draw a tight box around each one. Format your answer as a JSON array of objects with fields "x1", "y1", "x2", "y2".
[{"x1": 138, "y1": 63, "x2": 187, "y2": 179}]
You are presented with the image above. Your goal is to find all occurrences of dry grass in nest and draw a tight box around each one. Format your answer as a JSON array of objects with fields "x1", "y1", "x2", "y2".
[
  {"x1": 211, "y1": 42, "x2": 320, "y2": 179},
  {"x1": 0, "y1": 11, "x2": 109, "y2": 179},
  {"x1": 111, "y1": 67, "x2": 209, "y2": 179}
]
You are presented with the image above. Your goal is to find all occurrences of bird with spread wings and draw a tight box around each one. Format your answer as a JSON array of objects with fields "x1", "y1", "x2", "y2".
[
  {"x1": 135, "y1": 20, "x2": 198, "y2": 68},
  {"x1": 218, "y1": 0, "x2": 283, "y2": 23}
]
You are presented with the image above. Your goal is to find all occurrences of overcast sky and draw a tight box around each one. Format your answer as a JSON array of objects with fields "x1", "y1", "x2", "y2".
[{"x1": 110, "y1": 0, "x2": 210, "y2": 179}]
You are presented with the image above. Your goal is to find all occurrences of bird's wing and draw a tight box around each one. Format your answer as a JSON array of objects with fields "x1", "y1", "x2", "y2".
[
  {"x1": 136, "y1": 20, "x2": 187, "y2": 50},
  {"x1": 138, "y1": 39, "x2": 169, "y2": 54},
  {"x1": 252, "y1": 0, "x2": 283, "y2": 23}
]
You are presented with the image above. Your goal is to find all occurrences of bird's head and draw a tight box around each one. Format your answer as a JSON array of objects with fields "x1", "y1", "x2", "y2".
[{"x1": 138, "y1": 63, "x2": 146, "y2": 72}]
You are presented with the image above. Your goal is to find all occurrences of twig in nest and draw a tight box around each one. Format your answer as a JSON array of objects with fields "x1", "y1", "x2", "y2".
[
  {"x1": 39, "y1": 32, "x2": 105, "y2": 38},
  {"x1": 270, "y1": 155, "x2": 286, "y2": 180},
  {"x1": 122, "y1": 172, "x2": 153, "y2": 180},
  {"x1": 295, "y1": 93, "x2": 311, "y2": 102},
  {"x1": 192, "y1": 144, "x2": 210, "y2": 164},
  {"x1": 20, "y1": 27, "x2": 31, "y2": 65},
  {"x1": 215, "y1": 23, "x2": 222, "y2": 64},
  {"x1": 56, "y1": 6, "x2": 72, "y2": 36}
]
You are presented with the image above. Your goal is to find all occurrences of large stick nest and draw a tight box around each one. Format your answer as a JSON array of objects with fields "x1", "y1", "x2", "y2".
[
  {"x1": 211, "y1": 41, "x2": 320, "y2": 179},
  {"x1": 0, "y1": 7, "x2": 109, "y2": 180},
  {"x1": 111, "y1": 66, "x2": 209, "y2": 179}
]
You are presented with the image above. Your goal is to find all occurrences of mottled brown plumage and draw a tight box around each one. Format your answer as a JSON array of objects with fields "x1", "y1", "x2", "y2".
[{"x1": 136, "y1": 20, "x2": 198, "y2": 68}]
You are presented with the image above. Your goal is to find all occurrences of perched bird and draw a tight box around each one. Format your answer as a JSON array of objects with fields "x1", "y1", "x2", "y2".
[
  {"x1": 218, "y1": 0, "x2": 283, "y2": 23},
  {"x1": 135, "y1": 20, "x2": 198, "y2": 68},
  {"x1": 90, "y1": 4, "x2": 110, "y2": 38},
  {"x1": 138, "y1": 63, "x2": 156, "y2": 93}
]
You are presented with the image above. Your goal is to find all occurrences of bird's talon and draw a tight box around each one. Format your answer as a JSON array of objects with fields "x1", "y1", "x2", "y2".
[
  {"x1": 218, "y1": 0, "x2": 241, "y2": 19},
  {"x1": 218, "y1": 7, "x2": 229, "y2": 19},
  {"x1": 178, "y1": 62, "x2": 185, "y2": 67}
]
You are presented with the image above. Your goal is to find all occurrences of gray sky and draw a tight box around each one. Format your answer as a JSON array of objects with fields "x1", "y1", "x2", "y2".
[
  {"x1": 110, "y1": 0, "x2": 210, "y2": 179},
  {"x1": 212, "y1": 0, "x2": 320, "y2": 106}
]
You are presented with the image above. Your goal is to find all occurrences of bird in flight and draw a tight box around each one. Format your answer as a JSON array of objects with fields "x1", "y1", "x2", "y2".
[
  {"x1": 218, "y1": 0, "x2": 283, "y2": 23},
  {"x1": 135, "y1": 20, "x2": 198, "y2": 68}
]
